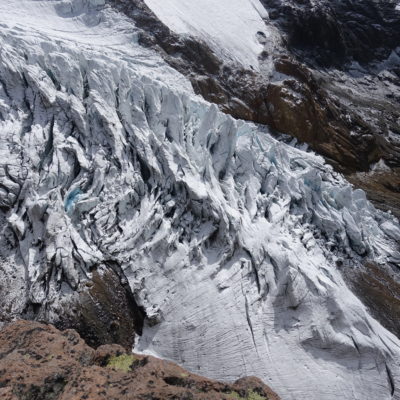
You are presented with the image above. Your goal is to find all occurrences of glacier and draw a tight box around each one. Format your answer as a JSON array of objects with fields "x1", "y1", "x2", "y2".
[
  {"x1": 0, "y1": 1, "x2": 400, "y2": 400},
  {"x1": 142, "y1": 0, "x2": 271, "y2": 69}
]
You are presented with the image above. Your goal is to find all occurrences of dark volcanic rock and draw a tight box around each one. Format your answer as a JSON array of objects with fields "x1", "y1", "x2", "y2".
[
  {"x1": 261, "y1": 0, "x2": 400, "y2": 67},
  {"x1": 0, "y1": 320, "x2": 280, "y2": 400}
]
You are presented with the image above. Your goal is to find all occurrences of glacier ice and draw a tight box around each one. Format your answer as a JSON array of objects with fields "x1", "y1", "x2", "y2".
[
  {"x1": 0, "y1": 1, "x2": 400, "y2": 400},
  {"x1": 143, "y1": 0, "x2": 271, "y2": 70}
]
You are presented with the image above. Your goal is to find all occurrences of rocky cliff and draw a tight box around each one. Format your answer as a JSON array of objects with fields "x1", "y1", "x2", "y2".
[{"x1": 0, "y1": 320, "x2": 280, "y2": 400}]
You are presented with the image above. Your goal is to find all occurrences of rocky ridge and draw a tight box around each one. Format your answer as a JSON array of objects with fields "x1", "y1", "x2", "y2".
[{"x1": 0, "y1": 320, "x2": 280, "y2": 400}]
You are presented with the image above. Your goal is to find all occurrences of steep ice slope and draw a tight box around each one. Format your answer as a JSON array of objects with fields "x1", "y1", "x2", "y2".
[
  {"x1": 0, "y1": 0, "x2": 192, "y2": 320},
  {"x1": 143, "y1": 0, "x2": 271, "y2": 69},
  {"x1": 1, "y1": 1, "x2": 400, "y2": 400}
]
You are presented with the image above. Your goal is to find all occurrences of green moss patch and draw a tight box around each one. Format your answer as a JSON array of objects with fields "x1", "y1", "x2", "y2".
[
  {"x1": 229, "y1": 390, "x2": 267, "y2": 400},
  {"x1": 106, "y1": 354, "x2": 136, "y2": 373},
  {"x1": 247, "y1": 391, "x2": 267, "y2": 400}
]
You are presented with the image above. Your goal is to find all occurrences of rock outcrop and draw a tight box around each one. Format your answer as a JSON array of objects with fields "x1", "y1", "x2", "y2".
[
  {"x1": 0, "y1": 320, "x2": 280, "y2": 400},
  {"x1": 261, "y1": 0, "x2": 400, "y2": 67}
]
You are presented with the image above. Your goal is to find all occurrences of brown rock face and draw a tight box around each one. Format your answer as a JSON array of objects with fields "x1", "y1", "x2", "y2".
[
  {"x1": 262, "y1": 57, "x2": 390, "y2": 172},
  {"x1": 0, "y1": 320, "x2": 280, "y2": 400},
  {"x1": 340, "y1": 261, "x2": 400, "y2": 339},
  {"x1": 55, "y1": 267, "x2": 145, "y2": 351},
  {"x1": 347, "y1": 168, "x2": 400, "y2": 218}
]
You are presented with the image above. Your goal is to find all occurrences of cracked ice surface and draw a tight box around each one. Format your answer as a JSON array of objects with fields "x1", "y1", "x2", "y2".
[{"x1": 1, "y1": 1, "x2": 400, "y2": 399}]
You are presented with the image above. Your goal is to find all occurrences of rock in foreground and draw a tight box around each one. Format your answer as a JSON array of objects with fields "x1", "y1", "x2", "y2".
[{"x1": 0, "y1": 320, "x2": 280, "y2": 400}]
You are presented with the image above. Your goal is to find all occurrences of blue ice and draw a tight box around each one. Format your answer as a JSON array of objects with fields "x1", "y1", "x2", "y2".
[{"x1": 65, "y1": 188, "x2": 82, "y2": 213}]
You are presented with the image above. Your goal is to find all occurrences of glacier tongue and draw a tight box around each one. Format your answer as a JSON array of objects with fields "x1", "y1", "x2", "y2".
[{"x1": 1, "y1": 1, "x2": 400, "y2": 399}]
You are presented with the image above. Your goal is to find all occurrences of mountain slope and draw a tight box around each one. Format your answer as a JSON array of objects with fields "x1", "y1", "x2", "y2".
[
  {"x1": 0, "y1": 1, "x2": 400, "y2": 400},
  {"x1": 126, "y1": 0, "x2": 400, "y2": 175}
]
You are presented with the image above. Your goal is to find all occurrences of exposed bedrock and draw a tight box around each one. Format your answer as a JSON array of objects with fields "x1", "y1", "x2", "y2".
[
  {"x1": 347, "y1": 168, "x2": 400, "y2": 219},
  {"x1": 260, "y1": 0, "x2": 400, "y2": 68},
  {"x1": 0, "y1": 320, "x2": 280, "y2": 400},
  {"x1": 54, "y1": 267, "x2": 146, "y2": 351},
  {"x1": 341, "y1": 260, "x2": 400, "y2": 339}
]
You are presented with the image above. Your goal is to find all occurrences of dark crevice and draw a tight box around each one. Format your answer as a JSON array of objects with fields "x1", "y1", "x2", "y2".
[
  {"x1": 136, "y1": 153, "x2": 151, "y2": 184},
  {"x1": 244, "y1": 249, "x2": 261, "y2": 294},
  {"x1": 386, "y1": 362, "x2": 395, "y2": 397},
  {"x1": 350, "y1": 335, "x2": 360, "y2": 354},
  {"x1": 38, "y1": 117, "x2": 55, "y2": 171},
  {"x1": 244, "y1": 295, "x2": 257, "y2": 350}
]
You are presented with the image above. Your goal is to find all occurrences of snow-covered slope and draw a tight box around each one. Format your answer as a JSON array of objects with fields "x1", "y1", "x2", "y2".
[
  {"x1": 143, "y1": 0, "x2": 271, "y2": 69},
  {"x1": 1, "y1": 1, "x2": 400, "y2": 400}
]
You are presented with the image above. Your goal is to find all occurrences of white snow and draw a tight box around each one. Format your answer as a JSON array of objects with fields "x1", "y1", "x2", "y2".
[
  {"x1": 0, "y1": 0, "x2": 193, "y2": 91},
  {"x1": 1, "y1": 2, "x2": 400, "y2": 400},
  {"x1": 143, "y1": 0, "x2": 270, "y2": 69}
]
